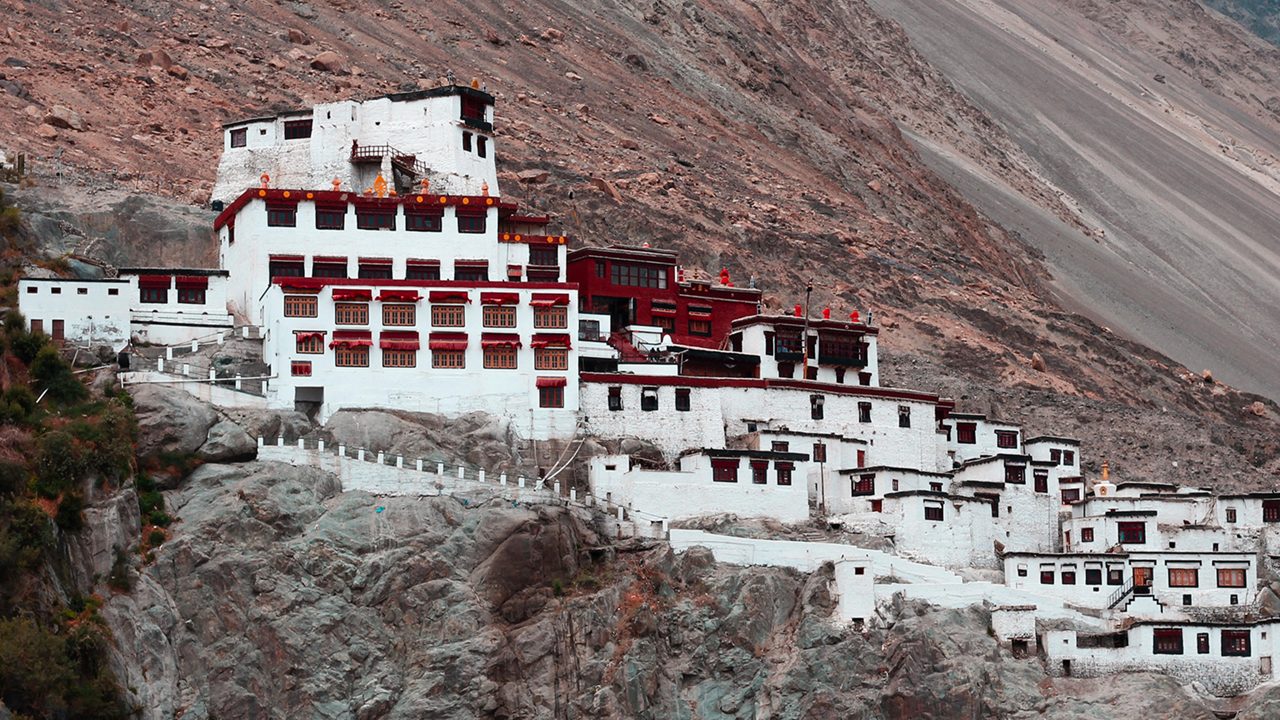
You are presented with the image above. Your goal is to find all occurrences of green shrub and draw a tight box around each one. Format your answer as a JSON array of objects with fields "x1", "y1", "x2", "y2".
[
  {"x1": 147, "y1": 510, "x2": 172, "y2": 528},
  {"x1": 3, "y1": 307, "x2": 26, "y2": 336},
  {"x1": 10, "y1": 328, "x2": 46, "y2": 365},
  {"x1": 4, "y1": 384, "x2": 36, "y2": 417},
  {"x1": 33, "y1": 430, "x2": 85, "y2": 498},
  {"x1": 55, "y1": 492, "x2": 85, "y2": 532},
  {"x1": 0, "y1": 616, "x2": 75, "y2": 717},
  {"x1": 147, "y1": 528, "x2": 166, "y2": 547},
  {"x1": 31, "y1": 345, "x2": 87, "y2": 404},
  {"x1": 106, "y1": 546, "x2": 131, "y2": 593},
  {"x1": 0, "y1": 460, "x2": 25, "y2": 496}
]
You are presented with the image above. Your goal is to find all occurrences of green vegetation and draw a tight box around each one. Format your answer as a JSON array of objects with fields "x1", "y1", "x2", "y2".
[{"x1": 0, "y1": 292, "x2": 135, "y2": 716}]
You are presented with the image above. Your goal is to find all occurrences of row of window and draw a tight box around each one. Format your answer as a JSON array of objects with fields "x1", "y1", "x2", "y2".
[
  {"x1": 606, "y1": 386, "x2": 692, "y2": 412},
  {"x1": 267, "y1": 204, "x2": 490, "y2": 234},
  {"x1": 648, "y1": 316, "x2": 712, "y2": 337},
  {"x1": 139, "y1": 288, "x2": 206, "y2": 305},
  {"x1": 1002, "y1": 463, "x2": 1051, "y2": 492},
  {"x1": 710, "y1": 459, "x2": 794, "y2": 486},
  {"x1": 1152, "y1": 628, "x2": 1251, "y2": 656},
  {"x1": 283, "y1": 297, "x2": 568, "y2": 329},
  {"x1": 25, "y1": 285, "x2": 120, "y2": 297},
  {"x1": 270, "y1": 253, "x2": 560, "y2": 283},
  {"x1": 1037, "y1": 566, "x2": 1246, "y2": 588},
  {"x1": 304, "y1": 345, "x2": 569, "y2": 371}
]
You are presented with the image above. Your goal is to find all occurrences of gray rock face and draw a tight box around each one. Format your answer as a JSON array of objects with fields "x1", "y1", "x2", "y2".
[
  {"x1": 130, "y1": 384, "x2": 217, "y2": 459},
  {"x1": 95, "y1": 458, "x2": 1228, "y2": 720},
  {"x1": 320, "y1": 409, "x2": 528, "y2": 473},
  {"x1": 198, "y1": 420, "x2": 257, "y2": 462}
]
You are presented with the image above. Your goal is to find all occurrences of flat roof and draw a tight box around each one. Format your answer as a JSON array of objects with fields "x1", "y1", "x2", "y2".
[
  {"x1": 580, "y1": 372, "x2": 951, "y2": 405},
  {"x1": 838, "y1": 465, "x2": 952, "y2": 477},
  {"x1": 118, "y1": 267, "x2": 230, "y2": 277},
  {"x1": 684, "y1": 448, "x2": 810, "y2": 461},
  {"x1": 19, "y1": 276, "x2": 128, "y2": 284},
  {"x1": 731, "y1": 314, "x2": 877, "y2": 335},
  {"x1": 222, "y1": 85, "x2": 493, "y2": 128},
  {"x1": 1024, "y1": 435, "x2": 1082, "y2": 445},
  {"x1": 755, "y1": 428, "x2": 867, "y2": 444}
]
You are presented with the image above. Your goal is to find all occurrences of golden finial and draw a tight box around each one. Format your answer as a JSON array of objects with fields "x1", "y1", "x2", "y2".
[
  {"x1": 420, "y1": 177, "x2": 430, "y2": 194},
  {"x1": 331, "y1": 177, "x2": 342, "y2": 192},
  {"x1": 373, "y1": 173, "x2": 388, "y2": 198},
  {"x1": 481, "y1": 181, "x2": 490, "y2": 197},
  {"x1": 259, "y1": 172, "x2": 270, "y2": 189},
  {"x1": 471, "y1": 77, "x2": 480, "y2": 89}
]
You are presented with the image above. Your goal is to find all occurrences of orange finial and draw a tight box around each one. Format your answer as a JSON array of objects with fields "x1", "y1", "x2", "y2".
[
  {"x1": 420, "y1": 177, "x2": 430, "y2": 194},
  {"x1": 259, "y1": 172, "x2": 270, "y2": 189},
  {"x1": 331, "y1": 177, "x2": 342, "y2": 192},
  {"x1": 481, "y1": 181, "x2": 490, "y2": 197},
  {"x1": 373, "y1": 173, "x2": 388, "y2": 198},
  {"x1": 823, "y1": 307, "x2": 831, "y2": 319}
]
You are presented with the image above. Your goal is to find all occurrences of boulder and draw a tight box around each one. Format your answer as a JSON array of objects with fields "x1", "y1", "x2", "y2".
[
  {"x1": 129, "y1": 384, "x2": 219, "y2": 459},
  {"x1": 564, "y1": 71, "x2": 582, "y2": 82},
  {"x1": 310, "y1": 50, "x2": 346, "y2": 73},
  {"x1": 286, "y1": 27, "x2": 311, "y2": 44},
  {"x1": 1030, "y1": 352, "x2": 1046, "y2": 372},
  {"x1": 43, "y1": 104, "x2": 84, "y2": 131},
  {"x1": 516, "y1": 169, "x2": 550, "y2": 184},
  {"x1": 35, "y1": 123, "x2": 57, "y2": 139},
  {"x1": 199, "y1": 420, "x2": 258, "y2": 462},
  {"x1": 540, "y1": 27, "x2": 565, "y2": 42},
  {"x1": 589, "y1": 177, "x2": 622, "y2": 202}
]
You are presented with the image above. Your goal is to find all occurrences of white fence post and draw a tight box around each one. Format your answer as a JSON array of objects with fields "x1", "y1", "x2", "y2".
[
  {"x1": 157, "y1": 358, "x2": 164, "y2": 373},
  {"x1": 191, "y1": 340, "x2": 199, "y2": 353},
  {"x1": 318, "y1": 440, "x2": 325, "y2": 453},
  {"x1": 208, "y1": 369, "x2": 215, "y2": 381},
  {"x1": 554, "y1": 481, "x2": 561, "y2": 495},
  {"x1": 376, "y1": 451, "x2": 385, "y2": 464},
  {"x1": 416, "y1": 459, "x2": 423, "y2": 472},
  {"x1": 257, "y1": 437, "x2": 264, "y2": 448},
  {"x1": 478, "y1": 469, "x2": 486, "y2": 483},
  {"x1": 498, "y1": 473, "x2": 506, "y2": 485},
  {"x1": 297, "y1": 439, "x2": 305, "y2": 449},
  {"x1": 570, "y1": 487, "x2": 577, "y2": 502},
  {"x1": 396, "y1": 456, "x2": 403, "y2": 468},
  {"x1": 358, "y1": 449, "x2": 366, "y2": 461},
  {"x1": 617, "y1": 507, "x2": 625, "y2": 521},
  {"x1": 242, "y1": 326, "x2": 249, "y2": 339},
  {"x1": 457, "y1": 466, "x2": 465, "y2": 480},
  {"x1": 181, "y1": 363, "x2": 190, "y2": 377},
  {"x1": 338, "y1": 444, "x2": 346, "y2": 457},
  {"x1": 437, "y1": 462, "x2": 444, "y2": 476},
  {"x1": 276, "y1": 437, "x2": 284, "y2": 447},
  {"x1": 518, "y1": 477, "x2": 526, "y2": 489},
  {"x1": 165, "y1": 346, "x2": 173, "y2": 360}
]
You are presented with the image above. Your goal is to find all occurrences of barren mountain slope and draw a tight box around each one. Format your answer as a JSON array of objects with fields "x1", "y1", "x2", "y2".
[
  {"x1": 866, "y1": 0, "x2": 1280, "y2": 400},
  {"x1": 2, "y1": 0, "x2": 1279, "y2": 483}
]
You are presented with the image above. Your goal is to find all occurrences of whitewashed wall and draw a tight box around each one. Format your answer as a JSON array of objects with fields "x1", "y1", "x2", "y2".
[
  {"x1": 879, "y1": 493, "x2": 999, "y2": 569},
  {"x1": 18, "y1": 278, "x2": 131, "y2": 350}
]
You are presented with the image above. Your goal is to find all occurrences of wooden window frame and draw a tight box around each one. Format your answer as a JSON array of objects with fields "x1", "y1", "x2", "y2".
[
  {"x1": 315, "y1": 208, "x2": 346, "y2": 230},
  {"x1": 431, "y1": 349, "x2": 465, "y2": 369},
  {"x1": 334, "y1": 303, "x2": 369, "y2": 326},
  {"x1": 295, "y1": 334, "x2": 324, "y2": 354},
  {"x1": 229, "y1": 127, "x2": 247, "y2": 147},
  {"x1": 1081, "y1": 527, "x2": 1094, "y2": 543},
  {"x1": 267, "y1": 205, "x2": 297, "y2": 227},
  {"x1": 356, "y1": 209, "x2": 396, "y2": 231},
  {"x1": 382, "y1": 304, "x2": 416, "y2": 327},
  {"x1": 923, "y1": 504, "x2": 944, "y2": 522},
  {"x1": 858, "y1": 402, "x2": 872, "y2": 423},
  {"x1": 995, "y1": 430, "x2": 1018, "y2": 449},
  {"x1": 538, "y1": 385, "x2": 564, "y2": 408},
  {"x1": 458, "y1": 214, "x2": 487, "y2": 234},
  {"x1": 711, "y1": 459, "x2": 739, "y2": 483},
  {"x1": 1117, "y1": 522, "x2": 1147, "y2": 544},
  {"x1": 1264, "y1": 499, "x2": 1280, "y2": 523},
  {"x1": 1168, "y1": 568, "x2": 1199, "y2": 588},
  {"x1": 290, "y1": 360, "x2": 312, "y2": 376},
  {"x1": 334, "y1": 346, "x2": 369, "y2": 368},
  {"x1": 1222, "y1": 630, "x2": 1251, "y2": 657},
  {"x1": 140, "y1": 287, "x2": 168, "y2": 304},
  {"x1": 533, "y1": 305, "x2": 568, "y2": 329},
  {"x1": 1153, "y1": 628, "x2": 1183, "y2": 655},
  {"x1": 483, "y1": 346, "x2": 518, "y2": 369},
  {"x1": 431, "y1": 305, "x2": 466, "y2": 327},
  {"x1": 382, "y1": 349, "x2": 417, "y2": 368},
  {"x1": 534, "y1": 347, "x2": 568, "y2": 371},
  {"x1": 898, "y1": 405, "x2": 911, "y2": 428},
  {"x1": 1034, "y1": 470, "x2": 1049, "y2": 493},
  {"x1": 674, "y1": 388, "x2": 691, "y2": 412},
  {"x1": 482, "y1": 305, "x2": 517, "y2": 328},
  {"x1": 284, "y1": 295, "x2": 318, "y2": 318},
  {"x1": 1217, "y1": 568, "x2": 1247, "y2": 588},
  {"x1": 956, "y1": 422, "x2": 977, "y2": 444},
  {"x1": 852, "y1": 475, "x2": 875, "y2": 496},
  {"x1": 688, "y1": 318, "x2": 712, "y2": 337},
  {"x1": 405, "y1": 213, "x2": 443, "y2": 232}
]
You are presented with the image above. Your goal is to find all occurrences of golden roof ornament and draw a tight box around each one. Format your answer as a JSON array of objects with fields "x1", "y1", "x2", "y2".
[
  {"x1": 420, "y1": 177, "x2": 430, "y2": 194},
  {"x1": 331, "y1": 177, "x2": 342, "y2": 192},
  {"x1": 259, "y1": 172, "x2": 270, "y2": 188},
  {"x1": 373, "y1": 173, "x2": 388, "y2": 198}
]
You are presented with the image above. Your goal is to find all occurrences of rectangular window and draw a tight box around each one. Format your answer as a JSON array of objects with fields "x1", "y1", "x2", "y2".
[
  {"x1": 334, "y1": 346, "x2": 369, "y2": 367},
  {"x1": 996, "y1": 430, "x2": 1018, "y2": 449},
  {"x1": 688, "y1": 319, "x2": 712, "y2": 337},
  {"x1": 858, "y1": 402, "x2": 872, "y2": 423},
  {"x1": 105, "y1": 288, "x2": 117, "y2": 296},
  {"x1": 1034, "y1": 470, "x2": 1049, "y2": 493},
  {"x1": 751, "y1": 461, "x2": 768, "y2": 485},
  {"x1": 640, "y1": 387, "x2": 659, "y2": 412},
  {"x1": 140, "y1": 287, "x2": 168, "y2": 304},
  {"x1": 534, "y1": 305, "x2": 568, "y2": 329},
  {"x1": 776, "y1": 462, "x2": 793, "y2": 486},
  {"x1": 852, "y1": 475, "x2": 875, "y2": 496},
  {"x1": 1040, "y1": 570, "x2": 1055, "y2": 585},
  {"x1": 812, "y1": 443, "x2": 827, "y2": 463},
  {"x1": 316, "y1": 207, "x2": 346, "y2": 230},
  {"x1": 1117, "y1": 522, "x2": 1146, "y2": 544},
  {"x1": 462, "y1": 130, "x2": 473, "y2": 152},
  {"x1": 432, "y1": 305, "x2": 465, "y2": 327},
  {"x1": 1085, "y1": 568, "x2": 1102, "y2": 585},
  {"x1": 458, "y1": 213, "x2": 487, "y2": 234},
  {"x1": 483, "y1": 306, "x2": 517, "y2": 328},
  {"x1": 1198, "y1": 633, "x2": 1211, "y2": 654},
  {"x1": 675, "y1": 388, "x2": 691, "y2": 412},
  {"x1": 1226, "y1": 508, "x2": 1238, "y2": 523},
  {"x1": 771, "y1": 441, "x2": 789, "y2": 452},
  {"x1": 477, "y1": 135, "x2": 487, "y2": 158},
  {"x1": 382, "y1": 349, "x2": 416, "y2": 368},
  {"x1": 405, "y1": 212, "x2": 443, "y2": 232},
  {"x1": 295, "y1": 333, "x2": 324, "y2": 354},
  {"x1": 290, "y1": 360, "x2": 312, "y2": 376},
  {"x1": 432, "y1": 350, "x2": 465, "y2": 369},
  {"x1": 529, "y1": 246, "x2": 559, "y2": 267},
  {"x1": 1108, "y1": 569, "x2": 1124, "y2": 586},
  {"x1": 483, "y1": 346, "x2": 518, "y2": 369},
  {"x1": 229, "y1": 127, "x2": 247, "y2": 147},
  {"x1": 1265, "y1": 499, "x2": 1280, "y2": 523},
  {"x1": 712, "y1": 459, "x2": 739, "y2": 483},
  {"x1": 1223, "y1": 630, "x2": 1251, "y2": 657},
  {"x1": 1062, "y1": 571, "x2": 1076, "y2": 585},
  {"x1": 269, "y1": 260, "x2": 305, "y2": 278},
  {"x1": 538, "y1": 385, "x2": 564, "y2": 408},
  {"x1": 1050, "y1": 448, "x2": 1061, "y2": 464},
  {"x1": 610, "y1": 262, "x2": 668, "y2": 289},
  {"x1": 76, "y1": 287, "x2": 87, "y2": 295},
  {"x1": 358, "y1": 263, "x2": 393, "y2": 280},
  {"x1": 1004, "y1": 464, "x2": 1026, "y2": 484},
  {"x1": 313, "y1": 261, "x2": 348, "y2": 278},
  {"x1": 382, "y1": 304, "x2": 416, "y2": 326},
  {"x1": 267, "y1": 205, "x2": 297, "y2": 227},
  {"x1": 356, "y1": 210, "x2": 396, "y2": 230},
  {"x1": 1168, "y1": 568, "x2": 1199, "y2": 587},
  {"x1": 284, "y1": 295, "x2": 318, "y2": 317},
  {"x1": 607, "y1": 386, "x2": 623, "y2": 411},
  {"x1": 898, "y1": 406, "x2": 911, "y2": 428},
  {"x1": 810, "y1": 394, "x2": 824, "y2": 420},
  {"x1": 534, "y1": 348, "x2": 568, "y2": 371},
  {"x1": 1153, "y1": 629, "x2": 1183, "y2": 655},
  {"x1": 455, "y1": 264, "x2": 489, "y2": 282},
  {"x1": 957, "y1": 423, "x2": 976, "y2": 444},
  {"x1": 924, "y1": 504, "x2": 944, "y2": 521},
  {"x1": 283, "y1": 119, "x2": 313, "y2": 139},
  {"x1": 595, "y1": 259, "x2": 606, "y2": 277},
  {"x1": 1217, "y1": 568, "x2": 1247, "y2": 588},
  {"x1": 335, "y1": 303, "x2": 369, "y2": 325},
  {"x1": 406, "y1": 263, "x2": 441, "y2": 281},
  {"x1": 1063, "y1": 450, "x2": 1075, "y2": 465},
  {"x1": 1081, "y1": 527, "x2": 1094, "y2": 543}
]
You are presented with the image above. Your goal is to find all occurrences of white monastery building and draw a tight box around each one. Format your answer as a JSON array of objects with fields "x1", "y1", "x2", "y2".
[{"x1": 20, "y1": 83, "x2": 1280, "y2": 697}]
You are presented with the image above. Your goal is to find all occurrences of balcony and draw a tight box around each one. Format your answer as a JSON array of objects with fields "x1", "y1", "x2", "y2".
[{"x1": 818, "y1": 352, "x2": 867, "y2": 367}]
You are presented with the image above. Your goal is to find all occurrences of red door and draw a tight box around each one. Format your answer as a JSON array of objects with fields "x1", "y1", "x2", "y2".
[
  {"x1": 51, "y1": 319, "x2": 65, "y2": 343},
  {"x1": 1134, "y1": 566, "x2": 1153, "y2": 593}
]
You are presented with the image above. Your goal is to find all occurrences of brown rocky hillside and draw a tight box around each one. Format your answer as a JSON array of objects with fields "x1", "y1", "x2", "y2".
[{"x1": 0, "y1": 0, "x2": 1278, "y2": 487}]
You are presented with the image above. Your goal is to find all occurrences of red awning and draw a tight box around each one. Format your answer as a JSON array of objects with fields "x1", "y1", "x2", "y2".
[
  {"x1": 313, "y1": 255, "x2": 348, "y2": 263},
  {"x1": 481, "y1": 333, "x2": 521, "y2": 348},
  {"x1": 530, "y1": 293, "x2": 570, "y2": 307},
  {"x1": 175, "y1": 275, "x2": 209, "y2": 289},
  {"x1": 294, "y1": 331, "x2": 326, "y2": 341},
  {"x1": 429, "y1": 290, "x2": 471, "y2": 304},
  {"x1": 329, "y1": 330, "x2": 372, "y2": 348},
  {"x1": 406, "y1": 259, "x2": 441, "y2": 267},
  {"x1": 454, "y1": 259, "x2": 489, "y2": 267},
  {"x1": 428, "y1": 332, "x2": 469, "y2": 351},
  {"x1": 530, "y1": 333, "x2": 572, "y2": 349},
  {"x1": 358, "y1": 257, "x2": 393, "y2": 265},
  {"x1": 332, "y1": 289, "x2": 373, "y2": 301},
  {"x1": 379, "y1": 331, "x2": 420, "y2": 351},
  {"x1": 280, "y1": 279, "x2": 321, "y2": 292},
  {"x1": 536, "y1": 376, "x2": 567, "y2": 388},
  {"x1": 377, "y1": 289, "x2": 421, "y2": 302},
  {"x1": 269, "y1": 254, "x2": 304, "y2": 261},
  {"x1": 480, "y1": 292, "x2": 519, "y2": 305},
  {"x1": 137, "y1": 275, "x2": 172, "y2": 289}
]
